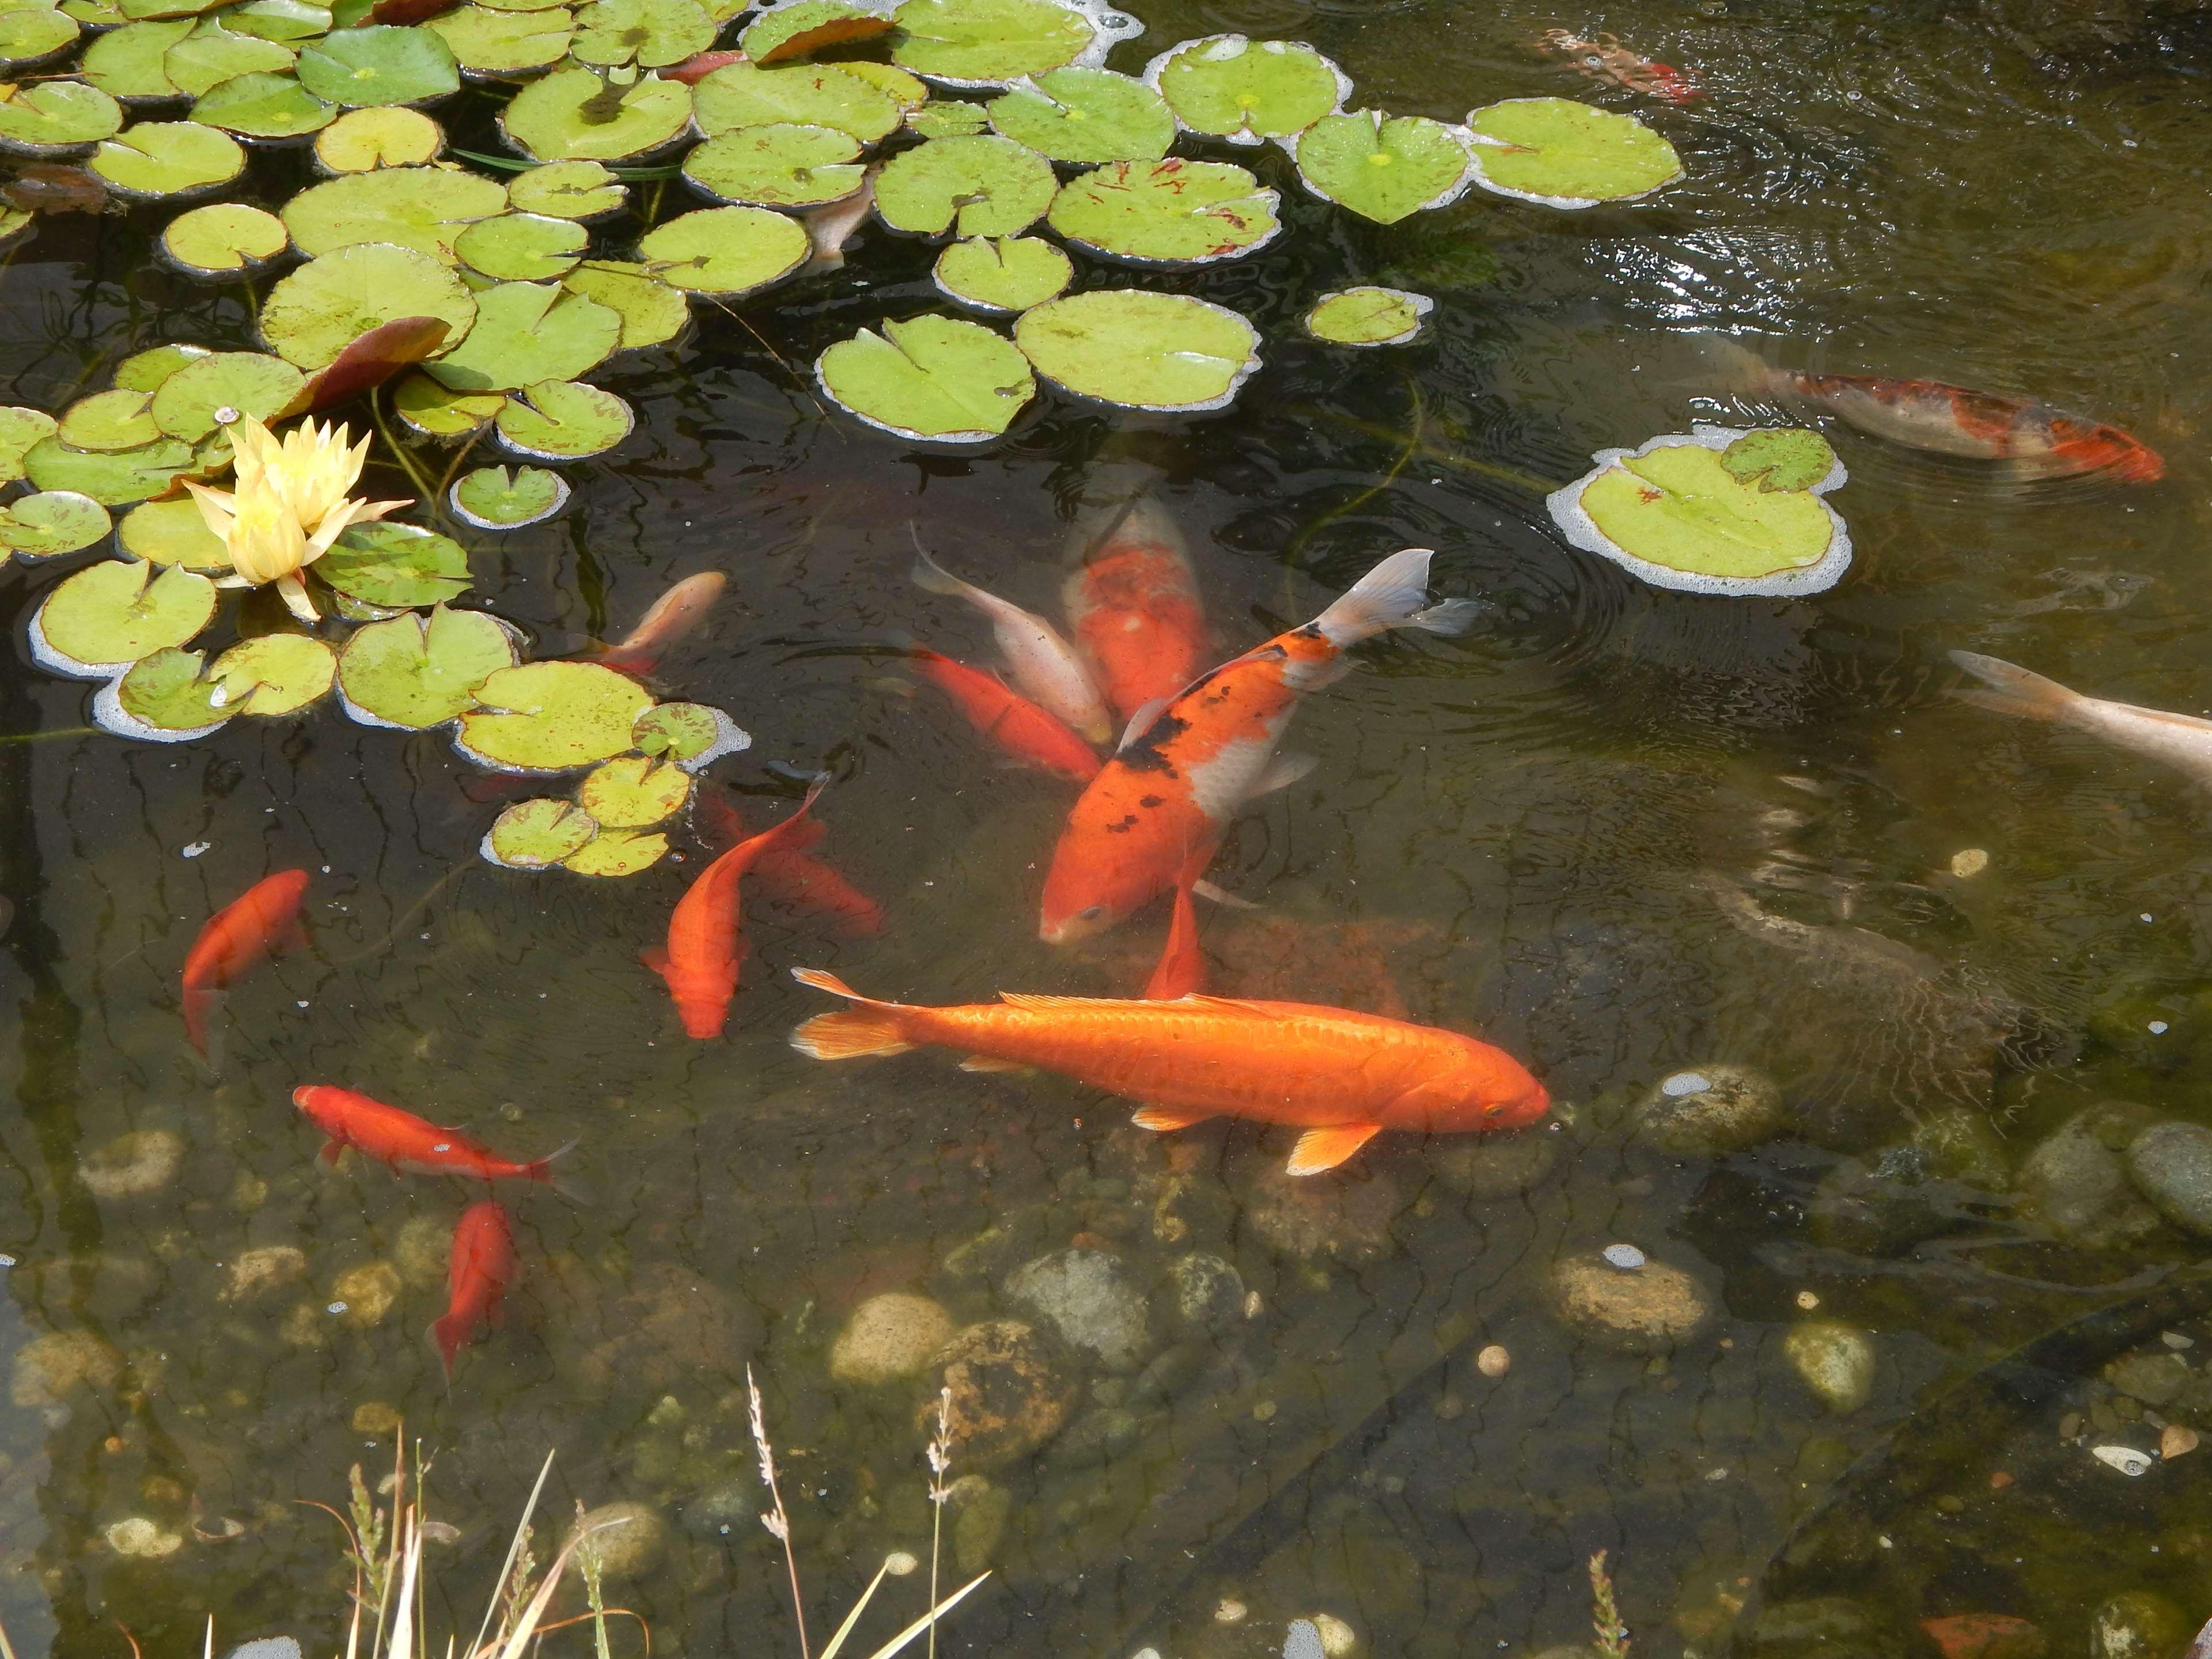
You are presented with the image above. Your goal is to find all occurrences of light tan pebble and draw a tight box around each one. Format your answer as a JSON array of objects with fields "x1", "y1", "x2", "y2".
[
  {"x1": 1252, "y1": 1400, "x2": 1277, "y2": 1422},
  {"x1": 393, "y1": 1215, "x2": 450, "y2": 1290},
  {"x1": 1214, "y1": 1599, "x2": 1247, "y2": 1624},
  {"x1": 568, "y1": 1501, "x2": 667, "y2": 1581},
  {"x1": 10, "y1": 1330, "x2": 124, "y2": 1408},
  {"x1": 830, "y1": 1293, "x2": 956, "y2": 1385},
  {"x1": 1949, "y1": 849, "x2": 1990, "y2": 878},
  {"x1": 104, "y1": 1518, "x2": 183, "y2": 1558},
  {"x1": 351, "y1": 1402, "x2": 402, "y2": 1435},
  {"x1": 222, "y1": 1245, "x2": 308, "y2": 1303},
  {"x1": 79, "y1": 1130, "x2": 185, "y2": 1200},
  {"x1": 884, "y1": 1551, "x2": 918, "y2": 1577},
  {"x1": 2161, "y1": 1424, "x2": 2199, "y2": 1460},
  {"x1": 1243, "y1": 1290, "x2": 1263, "y2": 1319},
  {"x1": 332, "y1": 1262, "x2": 402, "y2": 1327},
  {"x1": 1476, "y1": 1344, "x2": 1510, "y2": 1378},
  {"x1": 1314, "y1": 1613, "x2": 1358, "y2": 1656},
  {"x1": 1795, "y1": 1290, "x2": 1820, "y2": 1310}
]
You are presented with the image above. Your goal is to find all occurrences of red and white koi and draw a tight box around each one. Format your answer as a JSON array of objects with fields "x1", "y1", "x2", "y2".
[
  {"x1": 293, "y1": 1085, "x2": 573, "y2": 1183},
  {"x1": 912, "y1": 545, "x2": 1114, "y2": 744},
  {"x1": 1063, "y1": 496, "x2": 1209, "y2": 723},
  {"x1": 430, "y1": 1199, "x2": 517, "y2": 1376},
  {"x1": 1535, "y1": 30, "x2": 1699, "y2": 101},
  {"x1": 180, "y1": 868, "x2": 311, "y2": 1057},
  {"x1": 1950, "y1": 652, "x2": 2212, "y2": 789},
  {"x1": 597, "y1": 571, "x2": 725, "y2": 680}
]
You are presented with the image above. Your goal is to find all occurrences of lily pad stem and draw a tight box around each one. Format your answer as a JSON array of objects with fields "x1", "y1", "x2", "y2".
[
  {"x1": 1298, "y1": 404, "x2": 1560, "y2": 497},
  {"x1": 370, "y1": 382, "x2": 439, "y2": 509},
  {"x1": 0, "y1": 725, "x2": 98, "y2": 745},
  {"x1": 430, "y1": 423, "x2": 491, "y2": 527},
  {"x1": 1283, "y1": 374, "x2": 1427, "y2": 582},
  {"x1": 236, "y1": 278, "x2": 259, "y2": 328}
]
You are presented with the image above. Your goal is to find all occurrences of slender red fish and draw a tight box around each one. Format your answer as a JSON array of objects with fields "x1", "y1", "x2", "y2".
[
  {"x1": 1063, "y1": 497, "x2": 1209, "y2": 722},
  {"x1": 645, "y1": 776, "x2": 828, "y2": 1038},
  {"x1": 697, "y1": 787, "x2": 885, "y2": 938},
  {"x1": 431, "y1": 1199, "x2": 517, "y2": 1376},
  {"x1": 180, "y1": 869, "x2": 311, "y2": 1057},
  {"x1": 910, "y1": 647, "x2": 1103, "y2": 782},
  {"x1": 293, "y1": 1085, "x2": 571, "y2": 1183}
]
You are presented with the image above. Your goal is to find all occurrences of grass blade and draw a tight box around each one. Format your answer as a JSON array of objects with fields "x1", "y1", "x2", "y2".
[
  {"x1": 857, "y1": 1574, "x2": 990, "y2": 1659},
  {"x1": 469, "y1": 1450, "x2": 556, "y2": 1659},
  {"x1": 815, "y1": 1563, "x2": 890, "y2": 1659}
]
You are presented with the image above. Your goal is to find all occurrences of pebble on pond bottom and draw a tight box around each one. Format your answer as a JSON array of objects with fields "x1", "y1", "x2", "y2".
[{"x1": 1476, "y1": 1344, "x2": 1511, "y2": 1377}]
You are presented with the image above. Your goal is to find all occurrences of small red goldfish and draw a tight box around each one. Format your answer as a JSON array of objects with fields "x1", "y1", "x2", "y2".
[
  {"x1": 597, "y1": 571, "x2": 725, "y2": 680},
  {"x1": 431, "y1": 1199, "x2": 517, "y2": 1376},
  {"x1": 1040, "y1": 547, "x2": 1476, "y2": 943},
  {"x1": 912, "y1": 544, "x2": 1114, "y2": 744},
  {"x1": 790, "y1": 969, "x2": 1550, "y2": 1175},
  {"x1": 1536, "y1": 30, "x2": 1699, "y2": 101},
  {"x1": 697, "y1": 787, "x2": 885, "y2": 937},
  {"x1": 1143, "y1": 843, "x2": 1214, "y2": 999},
  {"x1": 180, "y1": 869, "x2": 311, "y2": 1057},
  {"x1": 293, "y1": 1085, "x2": 572, "y2": 1183},
  {"x1": 1063, "y1": 497, "x2": 1209, "y2": 722},
  {"x1": 645, "y1": 776, "x2": 828, "y2": 1037},
  {"x1": 910, "y1": 647, "x2": 1103, "y2": 782},
  {"x1": 1921, "y1": 1616, "x2": 2046, "y2": 1659}
]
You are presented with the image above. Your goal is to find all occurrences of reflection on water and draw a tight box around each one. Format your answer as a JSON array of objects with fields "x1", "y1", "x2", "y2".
[{"x1": 5, "y1": 1, "x2": 2212, "y2": 1657}]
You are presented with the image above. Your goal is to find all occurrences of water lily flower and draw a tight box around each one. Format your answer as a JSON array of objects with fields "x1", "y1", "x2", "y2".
[{"x1": 184, "y1": 414, "x2": 410, "y2": 624}]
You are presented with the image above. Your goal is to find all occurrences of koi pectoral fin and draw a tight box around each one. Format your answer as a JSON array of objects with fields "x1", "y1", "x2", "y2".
[
  {"x1": 1285, "y1": 1123, "x2": 1382, "y2": 1176},
  {"x1": 959, "y1": 1055, "x2": 1031, "y2": 1074},
  {"x1": 1247, "y1": 751, "x2": 1317, "y2": 800},
  {"x1": 1131, "y1": 1105, "x2": 1214, "y2": 1131},
  {"x1": 1192, "y1": 880, "x2": 1259, "y2": 911},
  {"x1": 639, "y1": 946, "x2": 672, "y2": 985},
  {"x1": 319, "y1": 1139, "x2": 346, "y2": 1166}
]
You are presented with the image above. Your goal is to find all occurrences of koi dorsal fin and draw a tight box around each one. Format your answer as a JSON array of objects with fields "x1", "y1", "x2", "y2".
[
  {"x1": 1172, "y1": 994, "x2": 1278, "y2": 1018},
  {"x1": 1116, "y1": 695, "x2": 1173, "y2": 751},
  {"x1": 1286, "y1": 1123, "x2": 1382, "y2": 1176},
  {"x1": 997, "y1": 990, "x2": 1108, "y2": 1011}
]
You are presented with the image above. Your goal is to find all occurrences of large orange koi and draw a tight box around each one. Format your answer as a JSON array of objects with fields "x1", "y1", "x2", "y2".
[{"x1": 180, "y1": 868, "x2": 311, "y2": 1057}]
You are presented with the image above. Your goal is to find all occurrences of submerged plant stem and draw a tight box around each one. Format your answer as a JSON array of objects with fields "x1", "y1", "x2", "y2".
[
  {"x1": 1298, "y1": 403, "x2": 1561, "y2": 496},
  {"x1": 372, "y1": 384, "x2": 440, "y2": 509}
]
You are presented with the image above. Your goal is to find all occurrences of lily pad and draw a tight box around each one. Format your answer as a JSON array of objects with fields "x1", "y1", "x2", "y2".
[
  {"x1": 81, "y1": 19, "x2": 194, "y2": 99},
  {"x1": 117, "y1": 494, "x2": 230, "y2": 567},
  {"x1": 569, "y1": 0, "x2": 711, "y2": 68},
  {"x1": 683, "y1": 122, "x2": 864, "y2": 209},
  {"x1": 86, "y1": 118, "x2": 243, "y2": 197},
  {"x1": 816, "y1": 312, "x2": 1032, "y2": 442},
  {"x1": 1292, "y1": 109, "x2": 1471, "y2": 224},
  {"x1": 0, "y1": 405, "x2": 57, "y2": 480},
  {"x1": 1464, "y1": 96, "x2": 1682, "y2": 208},
  {"x1": 450, "y1": 463, "x2": 568, "y2": 528},
  {"x1": 96, "y1": 646, "x2": 232, "y2": 739},
  {"x1": 190, "y1": 69, "x2": 335, "y2": 137},
  {"x1": 932, "y1": 233, "x2": 1067, "y2": 312},
  {"x1": 1145, "y1": 34, "x2": 1342, "y2": 143},
  {"x1": 740, "y1": 0, "x2": 892, "y2": 63},
  {"x1": 837, "y1": 58, "x2": 927, "y2": 107},
  {"x1": 421, "y1": 278, "x2": 621, "y2": 390},
  {"x1": 1046, "y1": 156, "x2": 1278, "y2": 266},
  {"x1": 0, "y1": 78, "x2": 124, "y2": 154},
  {"x1": 0, "y1": 6, "x2": 81, "y2": 69},
  {"x1": 456, "y1": 659, "x2": 654, "y2": 771},
  {"x1": 906, "y1": 97, "x2": 985, "y2": 138},
  {"x1": 426, "y1": 3, "x2": 573, "y2": 73},
  {"x1": 393, "y1": 369, "x2": 504, "y2": 435},
  {"x1": 560, "y1": 825, "x2": 666, "y2": 876},
  {"x1": 161, "y1": 22, "x2": 295, "y2": 97},
  {"x1": 146, "y1": 350, "x2": 302, "y2": 440},
  {"x1": 890, "y1": 0, "x2": 1093, "y2": 86},
  {"x1": 315, "y1": 104, "x2": 443, "y2": 169},
  {"x1": 23, "y1": 433, "x2": 198, "y2": 503},
  {"x1": 499, "y1": 64, "x2": 689, "y2": 161},
  {"x1": 29, "y1": 558, "x2": 217, "y2": 676},
  {"x1": 338, "y1": 603, "x2": 516, "y2": 726},
  {"x1": 283, "y1": 164, "x2": 507, "y2": 261},
  {"x1": 227, "y1": 0, "x2": 334, "y2": 43},
  {"x1": 454, "y1": 209, "x2": 589, "y2": 278},
  {"x1": 577, "y1": 753, "x2": 690, "y2": 825},
  {"x1": 262, "y1": 242, "x2": 476, "y2": 370},
  {"x1": 317, "y1": 520, "x2": 469, "y2": 607},
  {"x1": 483, "y1": 797, "x2": 598, "y2": 866},
  {"x1": 1015, "y1": 288, "x2": 1258, "y2": 412},
  {"x1": 494, "y1": 377, "x2": 632, "y2": 459},
  {"x1": 1546, "y1": 425, "x2": 1851, "y2": 597},
  {"x1": 290, "y1": 314, "x2": 453, "y2": 414},
  {"x1": 633, "y1": 698, "x2": 747, "y2": 766},
  {"x1": 1304, "y1": 285, "x2": 1431, "y2": 346},
  {"x1": 635, "y1": 204, "x2": 809, "y2": 296},
  {"x1": 690, "y1": 59, "x2": 900, "y2": 143},
  {"x1": 58, "y1": 389, "x2": 161, "y2": 452},
  {"x1": 562, "y1": 260, "x2": 688, "y2": 347},
  {"x1": 1721, "y1": 427, "x2": 1838, "y2": 493},
  {"x1": 162, "y1": 199, "x2": 289, "y2": 273},
  {"x1": 873, "y1": 132, "x2": 1054, "y2": 238},
  {"x1": 988, "y1": 67, "x2": 1168, "y2": 162},
  {"x1": 113, "y1": 344, "x2": 209, "y2": 393},
  {"x1": 296, "y1": 24, "x2": 461, "y2": 107},
  {"x1": 209, "y1": 631, "x2": 338, "y2": 714},
  {"x1": 508, "y1": 156, "x2": 622, "y2": 219},
  {"x1": 0, "y1": 490, "x2": 110, "y2": 557}
]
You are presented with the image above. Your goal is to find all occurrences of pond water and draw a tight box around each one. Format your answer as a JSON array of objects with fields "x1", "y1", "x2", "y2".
[{"x1": 6, "y1": 0, "x2": 2212, "y2": 1657}]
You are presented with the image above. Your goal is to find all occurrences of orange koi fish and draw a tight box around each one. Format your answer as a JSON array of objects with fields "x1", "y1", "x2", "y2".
[
  {"x1": 293, "y1": 1085, "x2": 572, "y2": 1183},
  {"x1": 1040, "y1": 547, "x2": 1477, "y2": 943},
  {"x1": 1063, "y1": 496, "x2": 1209, "y2": 722},
  {"x1": 912, "y1": 545, "x2": 1114, "y2": 744},
  {"x1": 645, "y1": 776, "x2": 827, "y2": 1037},
  {"x1": 431, "y1": 1199, "x2": 517, "y2": 1376},
  {"x1": 180, "y1": 868, "x2": 311, "y2": 1057},
  {"x1": 789, "y1": 969, "x2": 1550, "y2": 1175},
  {"x1": 597, "y1": 571, "x2": 726, "y2": 680},
  {"x1": 698, "y1": 786, "x2": 885, "y2": 937},
  {"x1": 910, "y1": 647, "x2": 1102, "y2": 782},
  {"x1": 1143, "y1": 844, "x2": 1213, "y2": 999}
]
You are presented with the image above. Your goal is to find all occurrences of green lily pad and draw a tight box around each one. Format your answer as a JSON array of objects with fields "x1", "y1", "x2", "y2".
[
  {"x1": 315, "y1": 104, "x2": 444, "y2": 169},
  {"x1": 162, "y1": 199, "x2": 288, "y2": 273},
  {"x1": 507, "y1": 156, "x2": 622, "y2": 219},
  {"x1": 454, "y1": 209, "x2": 588, "y2": 278},
  {"x1": 683, "y1": 122, "x2": 864, "y2": 209},
  {"x1": 0, "y1": 78, "x2": 124, "y2": 154},
  {"x1": 118, "y1": 0, "x2": 221, "y2": 21},
  {"x1": 1293, "y1": 109, "x2": 1471, "y2": 224},
  {"x1": 81, "y1": 19, "x2": 194, "y2": 99},
  {"x1": 450, "y1": 462, "x2": 568, "y2": 528},
  {"x1": 1464, "y1": 96, "x2": 1682, "y2": 208},
  {"x1": 393, "y1": 369, "x2": 504, "y2": 435},
  {"x1": 1145, "y1": 34, "x2": 1342, "y2": 143},
  {"x1": 209, "y1": 631, "x2": 338, "y2": 714},
  {"x1": 499, "y1": 64, "x2": 688, "y2": 161},
  {"x1": 906, "y1": 97, "x2": 985, "y2": 138},
  {"x1": 569, "y1": 0, "x2": 710, "y2": 67},
  {"x1": 317, "y1": 519, "x2": 470, "y2": 607},
  {"x1": 63, "y1": 0, "x2": 130, "y2": 25},
  {"x1": 337, "y1": 602, "x2": 516, "y2": 726},
  {"x1": 1046, "y1": 156, "x2": 1278, "y2": 266},
  {"x1": 23, "y1": 433, "x2": 198, "y2": 503},
  {"x1": 987, "y1": 67, "x2": 1168, "y2": 162},
  {"x1": 933, "y1": 234, "x2": 1067, "y2": 312},
  {"x1": 456, "y1": 659, "x2": 654, "y2": 771},
  {"x1": 0, "y1": 406, "x2": 57, "y2": 481},
  {"x1": 741, "y1": 0, "x2": 892, "y2": 63},
  {"x1": 874, "y1": 132, "x2": 1054, "y2": 238},
  {"x1": 29, "y1": 558, "x2": 216, "y2": 675},
  {"x1": 113, "y1": 344, "x2": 209, "y2": 394},
  {"x1": 426, "y1": 2, "x2": 573, "y2": 73},
  {"x1": 0, "y1": 490, "x2": 110, "y2": 558},
  {"x1": 284, "y1": 164, "x2": 507, "y2": 261},
  {"x1": 296, "y1": 23, "x2": 461, "y2": 107},
  {"x1": 635, "y1": 204, "x2": 809, "y2": 296},
  {"x1": 690, "y1": 59, "x2": 900, "y2": 143},
  {"x1": 225, "y1": 0, "x2": 333, "y2": 43},
  {"x1": 633, "y1": 698, "x2": 747, "y2": 766},
  {"x1": 58, "y1": 389, "x2": 161, "y2": 453},
  {"x1": 260, "y1": 242, "x2": 478, "y2": 369},
  {"x1": 1015, "y1": 289, "x2": 1259, "y2": 412},
  {"x1": 1546, "y1": 425, "x2": 1852, "y2": 596},
  {"x1": 891, "y1": 0, "x2": 1092, "y2": 86},
  {"x1": 0, "y1": 203, "x2": 26, "y2": 244},
  {"x1": 420, "y1": 278, "x2": 621, "y2": 390},
  {"x1": 577, "y1": 753, "x2": 690, "y2": 825},
  {"x1": 560, "y1": 824, "x2": 666, "y2": 876},
  {"x1": 562, "y1": 259, "x2": 687, "y2": 348},
  {"x1": 190, "y1": 70, "x2": 335, "y2": 137},
  {"x1": 86, "y1": 117, "x2": 244, "y2": 198},
  {"x1": 117, "y1": 494, "x2": 230, "y2": 567},
  {"x1": 97, "y1": 646, "x2": 232, "y2": 739},
  {"x1": 0, "y1": 6, "x2": 81, "y2": 69},
  {"x1": 1720, "y1": 427, "x2": 1839, "y2": 493},
  {"x1": 816, "y1": 312, "x2": 1033, "y2": 442},
  {"x1": 161, "y1": 21, "x2": 295, "y2": 95},
  {"x1": 839, "y1": 58, "x2": 926, "y2": 107},
  {"x1": 494, "y1": 377, "x2": 632, "y2": 459},
  {"x1": 147, "y1": 350, "x2": 304, "y2": 440},
  {"x1": 1304, "y1": 285, "x2": 1431, "y2": 347},
  {"x1": 483, "y1": 796, "x2": 598, "y2": 867}
]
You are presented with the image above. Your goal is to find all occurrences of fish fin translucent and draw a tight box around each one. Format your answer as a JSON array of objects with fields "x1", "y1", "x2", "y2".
[
  {"x1": 1311, "y1": 548, "x2": 1448, "y2": 647},
  {"x1": 427, "y1": 1314, "x2": 462, "y2": 1377},
  {"x1": 791, "y1": 965, "x2": 862, "y2": 999},
  {"x1": 1116, "y1": 695, "x2": 1173, "y2": 752},
  {"x1": 1192, "y1": 880, "x2": 1259, "y2": 911},
  {"x1": 997, "y1": 990, "x2": 1106, "y2": 1012},
  {"x1": 1247, "y1": 751, "x2": 1318, "y2": 799},
  {"x1": 1131, "y1": 1105, "x2": 1213, "y2": 1131},
  {"x1": 638, "y1": 946, "x2": 672, "y2": 982},
  {"x1": 182, "y1": 987, "x2": 215, "y2": 1058},
  {"x1": 1286, "y1": 1123, "x2": 1382, "y2": 1176},
  {"x1": 1948, "y1": 650, "x2": 2077, "y2": 722},
  {"x1": 1145, "y1": 885, "x2": 1203, "y2": 1001},
  {"x1": 319, "y1": 1139, "x2": 346, "y2": 1166},
  {"x1": 909, "y1": 540, "x2": 972, "y2": 600},
  {"x1": 1172, "y1": 993, "x2": 1276, "y2": 1018},
  {"x1": 791, "y1": 1011, "x2": 914, "y2": 1060},
  {"x1": 1692, "y1": 334, "x2": 1782, "y2": 397},
  {"x1": 959, "y1": 1055, "x2": 1029, "y2": 1073},
  {"x1": 525, "y1": 1139, "x2": 580, "y2": 1190}
]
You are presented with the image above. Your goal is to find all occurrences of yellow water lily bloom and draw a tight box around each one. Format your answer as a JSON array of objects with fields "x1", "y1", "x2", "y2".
[{"x1": 184, "y1": 414, "x2": 410, "y2": 624}]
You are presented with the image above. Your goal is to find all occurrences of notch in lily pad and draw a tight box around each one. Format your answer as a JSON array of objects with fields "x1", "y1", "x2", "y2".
[
  {"x1": 1546, "y1": 424, "x2": 1851, "y2": 597},
  {"x1": 92, "y1": 646, "x2": 233, "y2": 741},
  {"x1": 1015, "y1": 289, "x2": 1259, "y2": 414},
  {"x1": 634, "y1": 699, "x2": 748, "y2": 768},
  {"x1": 1143, "y1": 34, "x2": 1344, "y2": 143},
  {"x1": 455, "y1": 660, "x2": 654, "y2": 772},
  {"x1": 933, "y1": 234, "x2": 1067, "y2": 312},
  {"x1": 451, "y1": 463, "x2": 569, "y2": 528},
  {"x1": 1291, "y1": 111, "x2": 1472, "y2": 225},
  {"x1": 208, "y1": 631, "x2": 339, "y2": 715},
  {"x1": 577, "y1": 753, "x2": 690, "y2": 825},
  {"x1": 986, "y1": 66, "x2": 1170, "y2": 163},
  {"x1": 317, "y1": 520, "x2": 472, "y2": 609},
  {"x1": 336, "y1": 603, "x2": 516, "y2": 728},
  {"x1": 29, "y1": 559, "x2": 217, "y2": 678},
  {"x1": 1464, "y1": 97, "x2": 1682, "y2": 209},
  {"x1": 890, "y1": 0, "x2": 1108, "y2": 87},
  {"x1": 483, "y1": 796, "x2": 597, "y2": 868},
  {"x1": 817, "y1": 312, "x2": 1034, "y2": 442},
  {"x1": 1304, "y1": 286, "x2": 1432, "y2": 347},
  {"x1": 0, "y1": 490, "x2": 111, "y2": 559}
]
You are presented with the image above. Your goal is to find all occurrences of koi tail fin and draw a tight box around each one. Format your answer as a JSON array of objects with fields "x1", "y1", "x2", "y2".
[
  {"x1": 525, "y1": 1139, "x2": 589, "y2": 1203},
  {"x1": 428, "y1": 1314, "x2": 464, "y2": 1378},
  {"x1": 1948, "y1": 650, "x2": 2080, "y2": 723},
  {"x1": 1694, "y1": 334, "x2": 1786, "y2": 399},
  {"x1": 182, "y1": 987, "x2": 214, "y2": 1059},
  {"x1": 736, "y1": 775, "x2": 831, "y2": 864},
  {"x1": 789, "y1": 967, "x2": 916, "y2": 1059},
  {"x1": 908, "y1": 539, "x2": 975, "y2": 603},
  {"x1": 1311, "y1": 548, "x2": 1483, "y2": 649}
]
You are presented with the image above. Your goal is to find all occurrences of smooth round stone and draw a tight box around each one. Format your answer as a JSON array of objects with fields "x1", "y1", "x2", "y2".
[
  {"x1": 830, "y1": 1292, "x2": 956, "y2": 1385},
  {"x1": 2126, "y1": 1122, "x2": 2212, "y2": 1237},
  {"x1": 2017, "y1": 1103, "x2": 2166, "y2": 1247},
  {"x1": 1004, "y1": 1248, "x2": 1154, "y2": 1373},
  {"x1": 1166, "y1": 1252, "x2": 1244, "y2": 1336},
  {"x1": 1601, "y1": 1243, "x2": 1646, "y2": 1270},
  {"x1": 104, "y1": 1517, "x2": 184, "y2": 1558},
  {"x1": 1633, "y1": 1063, "x2": 1784, "y2": 1155},
  {"x1": 332, "y1": 1262, "x2": 402, "y2": 1327},
  {"x1": 568, "y1": 1501, "x2": 667, "y2": 1581},
  {"x1": 1782, "y1": 1319, "x2": 1877, "y2": 1415},
  {"x1": 1241, "y1": 1162, "x2": 1401, "y2": 1263},
  {"x1": 221, "y1": 1245, "x2": 308, "y2": 1303},
  {"x1": 11, "y1": 1330, "x2": 124, "y2": 1408},
  {"x1": 924, "y1": 1319, "x2": 1077, "y2": 1469},
  {"x1": 1547, "y1": 1252, "x2": 1713, "y2": 1354}
]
